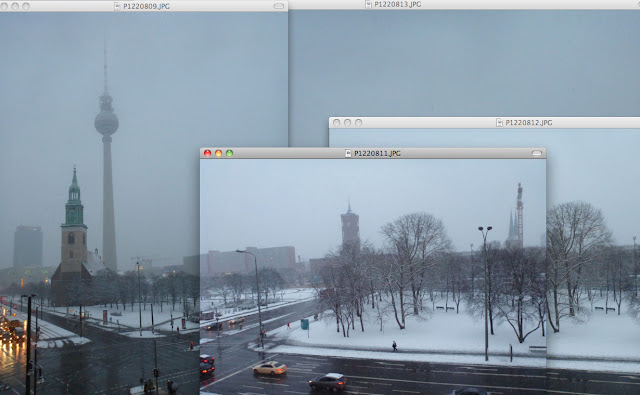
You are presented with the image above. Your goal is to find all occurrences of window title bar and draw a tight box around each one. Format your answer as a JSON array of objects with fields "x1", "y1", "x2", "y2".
[
  {"x1": 289, "y1": 0, "x2": 638, "y2": 10},
  {"x1": 200, "y1": 147, "x2": 546, "y2": 159},
  {"x1": 0, "y1": 1, "x2": 288, "y2": 12},
  {"x1": 329, "y1": 117, "x2": 640, "y2": 129}
]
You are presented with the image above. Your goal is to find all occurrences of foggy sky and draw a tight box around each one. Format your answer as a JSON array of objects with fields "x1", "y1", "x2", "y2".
[
  {"x1": 200, "y1": 159, "x2": 546, "y2": 259},
  {"x1": 0, "y1": 12, "x2": 288, "y2": 270},
  {"x1": 289, "y1": 11, "x2": 640, "y2": 147},
  {"x1": 331, "y1": 128, "x2": 640, "y2": 245}
]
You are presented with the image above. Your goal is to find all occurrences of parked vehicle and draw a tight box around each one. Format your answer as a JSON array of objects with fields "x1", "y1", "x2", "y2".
[
  {"x1": 252, "y1": 361, "x2": 287, "y2": 376},
  {"x1": 308, "y1": 373, "x2": 347, "y2": 392}
]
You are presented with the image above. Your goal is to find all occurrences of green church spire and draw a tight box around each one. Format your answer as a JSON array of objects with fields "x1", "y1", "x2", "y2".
[{"x1": 64, "y1": 166, "x2": 86, "y2": 227}]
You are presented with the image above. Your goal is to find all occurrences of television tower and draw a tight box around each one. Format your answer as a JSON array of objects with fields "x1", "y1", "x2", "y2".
[
  {"x1": 94, "y1": 42, "x2": 119, "y2": 272},
  {"x1": 517, "y1": 183, "x2": 523, "y2": 249}
]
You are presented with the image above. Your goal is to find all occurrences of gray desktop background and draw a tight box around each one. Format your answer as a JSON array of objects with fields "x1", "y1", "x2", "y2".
[
  {"x1": 0, "y1": 12, "x2": 288, "y2": 270},
  {"x1": 290, "y1": 11, "x2": 640, "y2": 147},
  {"x1": 330, "y1": 128, "x2": 639, "y2": 246}
]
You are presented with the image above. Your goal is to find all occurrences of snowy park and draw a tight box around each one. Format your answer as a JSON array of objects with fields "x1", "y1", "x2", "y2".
[
  {"x1": 200, "y1": 287, "x2": 316, "y2": 322},
  {"x1": 40, "y1": 302, "x2": 199, "y2": 337}
]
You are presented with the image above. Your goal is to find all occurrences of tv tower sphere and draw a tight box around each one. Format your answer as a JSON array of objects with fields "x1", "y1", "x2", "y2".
[{"x1": 94, "y1": 93, "x2": 119, "y2": 136}]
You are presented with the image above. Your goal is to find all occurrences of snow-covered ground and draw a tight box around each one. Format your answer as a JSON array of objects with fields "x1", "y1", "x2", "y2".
[
  {"x1": 40, "y1": 302, "x2": 199, "y2": 338},
  {"x1": 5, "y1": 310, "x2": 90, "y2": 348},
  {"x1": 272, "y1": 301, "x2": 546, "y2": 368},
  {"x1": 199, "y1": 287, "x2": 316, "y2": 327},
  {"x1": 268, "y1": 298, "x2": 640, "y2": 373},
  {"x1": 547, "y1": 302, "x2": 640, "y2": 370}
]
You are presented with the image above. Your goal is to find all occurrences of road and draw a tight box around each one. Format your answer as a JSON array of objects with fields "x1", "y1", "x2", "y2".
[
  {"x1": 200, "y1": 298, "x2": 640, "y2": 395},
  {"x1": 0, "y1": 306, "x2": 198, "y2": 394}
]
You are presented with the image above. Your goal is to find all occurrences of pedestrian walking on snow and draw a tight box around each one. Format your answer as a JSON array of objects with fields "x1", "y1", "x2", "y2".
[
  {"x1": 392, "y1": 341, "x2": 397, "y2": 352},
  {"x1": 287, "y1": 322, "x2": 290, "y2": 329}
]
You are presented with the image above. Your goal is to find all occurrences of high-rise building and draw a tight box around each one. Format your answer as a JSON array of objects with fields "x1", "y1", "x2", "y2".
[
  {"x1": 13, "y1": 226, "x2": 43, "y2": 269},
  {"x1": 94, "y1": 44, "x2": 119, "y2": 272},
  {"x1": 341, "y1": 199, "x2": 360, "y2": 252}
]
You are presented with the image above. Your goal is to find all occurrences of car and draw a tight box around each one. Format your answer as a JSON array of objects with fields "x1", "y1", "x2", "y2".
[
  {"x1": 308, "y1": 373, "x2": 347, "y2": 392},
  {"x1": 200, "y1": 362, "x2": 214, "y2": 378},
  {"x1": 252, "y1": 361, "x2": 287, "y2": 376},
  {"x1": 12, "y1": 327, "x2": 24, "y2": 342},
  {"x1": 200, "y1": 354, "x2": 215, "y2": 366},
  {"x1": 204, "y1": 322, "x2": 223, "y2": 331},
  {"x1": 451, "y1": 388, "x2": 491, "y2": 395},
  {"x1": 228, "y1": 316, "x2": 245, "y2": 325},
  {"x1": 1, "y1": 332, "x2": 10, "y2": 343}
]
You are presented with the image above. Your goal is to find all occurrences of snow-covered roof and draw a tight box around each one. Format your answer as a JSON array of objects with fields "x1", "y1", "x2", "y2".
[{"x1": 83, "y1": 250, "x2": 107, "y2": 276}]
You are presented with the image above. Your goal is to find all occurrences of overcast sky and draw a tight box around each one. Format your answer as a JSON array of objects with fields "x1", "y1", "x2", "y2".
[
  {"x1": 331, "y1": 128, "x2": 639, "y2": 245},
  {"x1": 289, "y1": 11, "x2": 640, "y2": 146},
  {"x1": 0, "y1": 12, "x2": 287, "y2": 270},
  {"x1": 200, "y1": 159, "x2": 546, "y2": 260}
]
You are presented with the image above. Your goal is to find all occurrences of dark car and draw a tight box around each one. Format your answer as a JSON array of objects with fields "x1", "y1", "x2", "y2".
[
  {"x1": 204, "y1": 322, "x2": 223, "y2": 331},
  {"x1": 452, "y1": 387, "x2": 491, "y2": 395},
  {"x1": 309, "y1": 373, "x2": 347, "y2": 391},
  {"x1": 200, "y1": 354, "x2": 215, "y2": 366},
  {"x1": 200, "y1": 362, "x2": 214, "y2": 378}
]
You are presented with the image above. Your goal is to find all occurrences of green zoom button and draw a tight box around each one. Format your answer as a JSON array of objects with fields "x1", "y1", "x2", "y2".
[{"x1": 226, "y1": 150, "x2": 233, "y2": 157}]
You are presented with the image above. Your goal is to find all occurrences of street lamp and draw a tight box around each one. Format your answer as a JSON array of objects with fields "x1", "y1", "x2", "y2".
[
  {"x1": 21, "y1": 293, "x2": 36, "y2": 394},
  {"x1": 634, "y1": 236, "x2": 637, "y2": 297},
  {"x1": 236, "y1": 249, "x2": 264, "y2": 349},
  {"x1": 137, "y1": 261, "x2": 142, "y2": 337},
  {"x1": 478, "y1": 226, "x2": 492, "y2": 362}
]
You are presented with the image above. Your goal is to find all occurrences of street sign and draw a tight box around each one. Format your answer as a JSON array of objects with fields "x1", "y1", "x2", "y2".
[{"x1": 300, "y1": 319, "x2": 309, "y2": 330}]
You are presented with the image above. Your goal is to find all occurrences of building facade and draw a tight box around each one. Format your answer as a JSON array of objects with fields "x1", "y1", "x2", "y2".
[{"x1": 13, "y1": 226, "x2": 43, "y2": 270}]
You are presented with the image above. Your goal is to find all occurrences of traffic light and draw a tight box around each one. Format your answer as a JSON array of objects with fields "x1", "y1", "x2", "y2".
[{"x1": 153, "y1": 368, "x2": 160, "y2": 378}]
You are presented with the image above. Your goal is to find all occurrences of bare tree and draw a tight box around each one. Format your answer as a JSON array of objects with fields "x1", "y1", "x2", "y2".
[
  {"x1": 494, "y1": 247, "x2": 544, "y2": 343},
  {"x1": 546, "y1": 201, "x2": 612, "y2": 333},
  {"x1": 381, "y1": 212, "x2": 450, "y2": 328}
]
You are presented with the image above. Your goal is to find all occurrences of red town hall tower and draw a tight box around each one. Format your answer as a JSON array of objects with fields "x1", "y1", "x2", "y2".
[{"x1": 341, "y1": 199, "x2": 360, "y2": 253}]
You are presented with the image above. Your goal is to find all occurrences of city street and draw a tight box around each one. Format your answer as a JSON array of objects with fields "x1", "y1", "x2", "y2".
[
  {"x1": 200, "y1": 299, "x2": 640, "y2": 395},
  {"x1": 0, "y1": 306, "x2": 198, "y2": 394}
]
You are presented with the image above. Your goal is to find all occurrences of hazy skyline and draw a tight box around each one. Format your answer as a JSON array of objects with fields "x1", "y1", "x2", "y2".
[
  {"x1": 331, "y1": 128, "x2": 640, "y2": 245},
  {"x1": 0, "y1": 12, "x2": 288, "y2": 270},
  {"x1": 200, "y1": 158, "x2": 546, "y2": 260},
  {"x1": 290, "y1": 11, "x2": 640, "y2": 147}
]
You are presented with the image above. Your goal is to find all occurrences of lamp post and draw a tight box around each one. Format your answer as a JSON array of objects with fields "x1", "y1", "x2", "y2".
[
  {"x1": 137, "y1": 261, "x2": 142, "y2": 336},
  {"x1": 236, "y1": 249, "x2": 263, "y2": 349},
  {"x1": 634, "y1": 236, "x2": 637, "y2": 297},
  {"x1": 478, "y1": 226, "x2": 492, "y2": 362},
  {"x1": 21, "y1": 293, "x2": 36, "y2": 394}
]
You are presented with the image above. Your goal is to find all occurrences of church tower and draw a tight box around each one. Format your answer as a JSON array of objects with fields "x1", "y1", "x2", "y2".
[
  {"x1": 51, "y1": 167, "x2": 92, "y2": 306},
  {"x1": 61, "y1": 166, "x2": 88, "y2": 270},
  {"x1": 341, "y1": 199, "x2": 360, "y2": 253}
]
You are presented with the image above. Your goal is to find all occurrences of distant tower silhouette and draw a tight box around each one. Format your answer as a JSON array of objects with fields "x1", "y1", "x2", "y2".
[
  {"x1": 94, "y1": 42, "x2": 119, "y2": 272},
  {"x1": 341, "y1": 198, "x2": 360, "y2": 253},
  {"x1": 505, "y1": 183, "x2": 524, "y2": 249}
]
